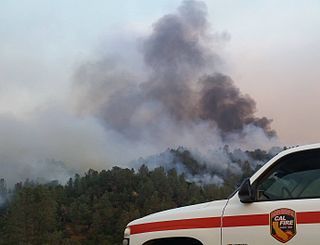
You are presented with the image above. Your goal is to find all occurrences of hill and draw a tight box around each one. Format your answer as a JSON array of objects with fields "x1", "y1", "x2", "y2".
[{"x1": 0, "y1": 147, "x2": 279, "y2": 244}]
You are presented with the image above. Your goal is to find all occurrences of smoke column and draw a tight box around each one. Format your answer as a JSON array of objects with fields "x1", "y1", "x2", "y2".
[
  {"x1": 72, "y1": 0, "x2": 279, "y2": 183},
  {"x1": 0, "y1": 0, "x2": 279, "y2": 187},
  {"x1": 75, "y1": 0, "x2": 276, "y2": 142}
]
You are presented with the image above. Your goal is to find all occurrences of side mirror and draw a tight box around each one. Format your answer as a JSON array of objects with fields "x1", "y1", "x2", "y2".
[{"x1": 238, "y1": 178, "x2": 255, "y2": 203}]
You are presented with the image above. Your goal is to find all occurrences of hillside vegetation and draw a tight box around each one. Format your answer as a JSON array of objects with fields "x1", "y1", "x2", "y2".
[{"x1": 0, "y1": 148, "x2": 276, "y2": 244}]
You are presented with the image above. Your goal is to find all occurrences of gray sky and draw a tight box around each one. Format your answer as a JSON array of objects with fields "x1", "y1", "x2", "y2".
[
  {"x1": 1, "y1": 0, "x2": 319, "y2": 144},
  {"x1": 0, "y1": 0, "x2": 319, "y2": 183}
]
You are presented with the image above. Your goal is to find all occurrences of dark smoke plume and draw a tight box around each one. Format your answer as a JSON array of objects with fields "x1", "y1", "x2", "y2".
[
  {"x1": 74, "y1": 0, "x2": 276, "y2": 146},
  {"x1": 0, "y1": 0, "x2": 279, "y2": 187},
  {"x1": 199, "y1": 73, "x2": 275, "y2": 136},
  {"x1": 141, "y1": 0, "x2": 213, "y2": 123}
]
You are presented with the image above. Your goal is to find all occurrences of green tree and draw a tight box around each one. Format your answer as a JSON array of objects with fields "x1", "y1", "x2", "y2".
[{"x1": 5, "y1": 186, "x2": 61, "y2": 244}]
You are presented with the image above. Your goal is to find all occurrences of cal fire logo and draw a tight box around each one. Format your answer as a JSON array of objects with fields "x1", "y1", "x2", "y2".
[{"x1": 270, "y1": 208, "x2": 296, "y2": 243}]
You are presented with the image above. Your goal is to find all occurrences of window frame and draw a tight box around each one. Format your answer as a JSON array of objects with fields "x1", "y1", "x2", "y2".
[{"x1": 251, "y1": 149, "x2": 320, "y2": 202}]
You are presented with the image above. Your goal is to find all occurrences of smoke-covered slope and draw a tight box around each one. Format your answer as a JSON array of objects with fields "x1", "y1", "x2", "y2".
[{"x1": 133, "y1": 145, "x2": 282, "y2": 185}]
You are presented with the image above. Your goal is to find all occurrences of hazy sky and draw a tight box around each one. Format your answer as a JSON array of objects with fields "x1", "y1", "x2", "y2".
[
  {"x1": 1, "y1": 0, "x2": 319, "y2": 144},
  {"x1": 0, "y1": 0, "x2": 320, "y2": 184}
]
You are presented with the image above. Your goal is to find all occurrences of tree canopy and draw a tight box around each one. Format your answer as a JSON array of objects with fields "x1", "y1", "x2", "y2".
[{"x1": 0, "y1": 147, "x2": 276, "y2": 244}]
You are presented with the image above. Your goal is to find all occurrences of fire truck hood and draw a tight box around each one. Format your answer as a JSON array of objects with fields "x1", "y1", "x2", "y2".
[{"x1": 128, "y1": 199, "x2": 228, "y2": 226}]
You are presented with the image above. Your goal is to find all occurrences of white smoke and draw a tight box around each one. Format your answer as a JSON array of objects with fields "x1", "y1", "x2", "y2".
[
  {"x1": 0, "y1": 1, "x2": 282, "y2": 187},
  {"x1": 70, "y1": 0, "x2": 280, "y2": 184},
  {"x1": 0, "y1": 106, "x2": 131, "y2": 186}
]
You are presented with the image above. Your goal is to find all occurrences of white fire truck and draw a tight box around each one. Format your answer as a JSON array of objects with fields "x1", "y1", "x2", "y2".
[{"x1": 123, "y1": 144, "x2": 320, "y2": 245}]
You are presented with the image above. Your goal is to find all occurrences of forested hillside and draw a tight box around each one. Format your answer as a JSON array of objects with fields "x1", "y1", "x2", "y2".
[{"x1": 0, "y1": 147, "x2": 278, "y2": 244}]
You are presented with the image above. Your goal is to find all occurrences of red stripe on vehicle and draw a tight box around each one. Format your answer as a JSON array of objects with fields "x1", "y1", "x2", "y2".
[
  {"x1": 130, "y1": 217, "x2": 221, "y2": 235},
  {"x1": 130, "y1": 211, "x2": 320, "y2": 235},
  {"x1": 222, "y1": 213, "x2": 269, "y2": 227},
  {"x1": 297, "y1": 211, "x2": 320, "y2": 224}
]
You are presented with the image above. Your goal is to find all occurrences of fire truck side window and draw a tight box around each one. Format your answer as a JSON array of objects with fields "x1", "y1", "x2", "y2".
[{"x1": 254, "y1": 149, "x2": 320, "y2": 201}]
